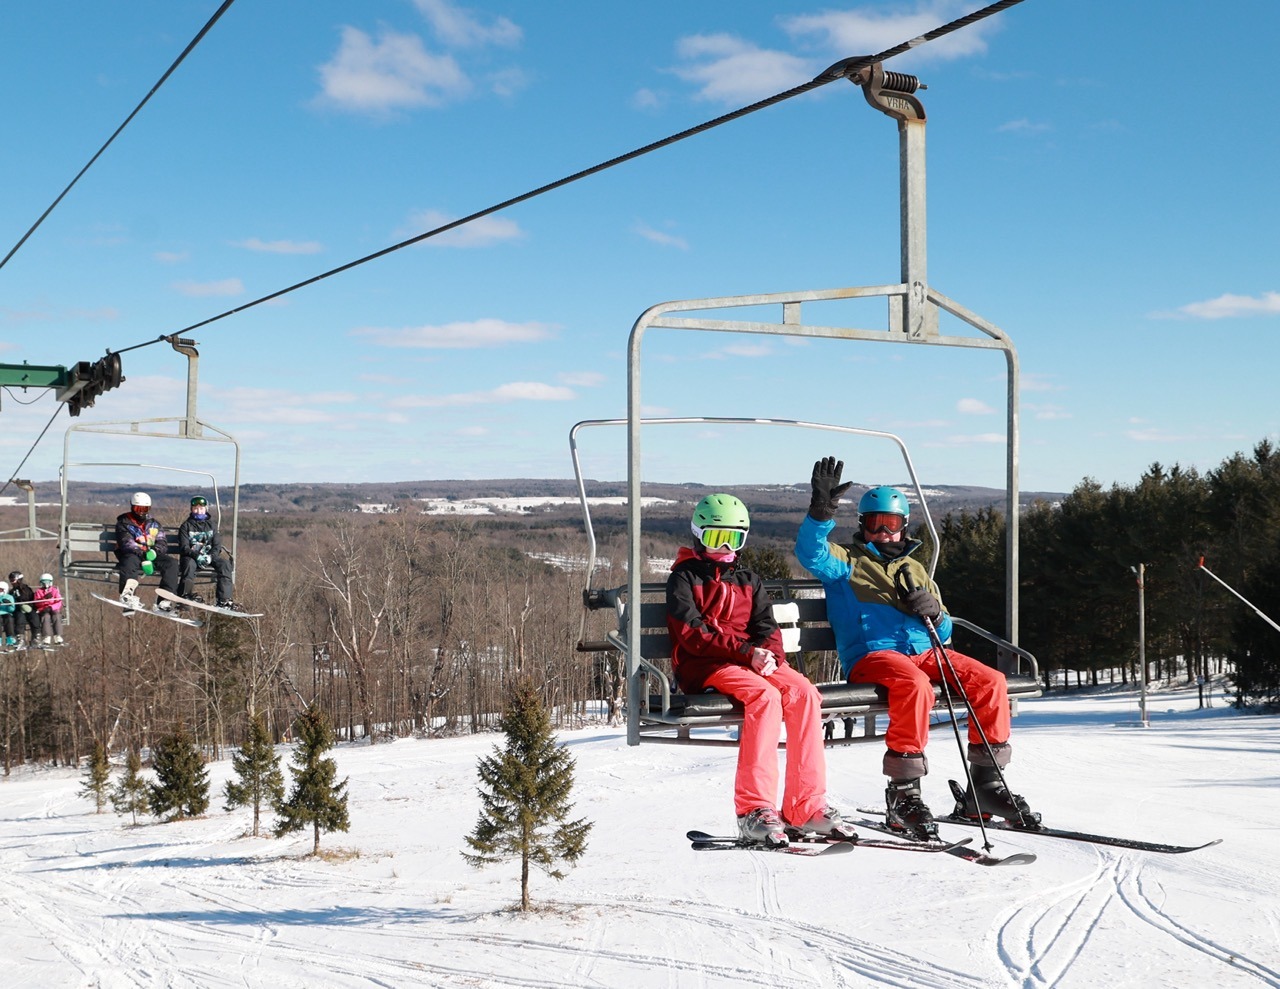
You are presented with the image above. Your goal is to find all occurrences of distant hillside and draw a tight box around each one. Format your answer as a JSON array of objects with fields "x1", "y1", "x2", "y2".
[{"x1": 26, "y1": 478, "x2": 1064, "y2": 534}]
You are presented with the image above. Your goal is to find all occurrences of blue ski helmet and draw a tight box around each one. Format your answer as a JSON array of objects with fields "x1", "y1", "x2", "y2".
[{"x1": 857, "y1": 486, "x2": 910, "y2": 519}]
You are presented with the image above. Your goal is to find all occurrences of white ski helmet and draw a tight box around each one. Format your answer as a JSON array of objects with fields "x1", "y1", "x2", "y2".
[
  {"x1": 0, "y1": 582, "x2": 8, "y2": 593},
  {"x1": 131, "y1": 491, "x2": 152, "y2": 510},
  {"x1": 40, "y1": 573, "x2": 54, "y2": 584}
]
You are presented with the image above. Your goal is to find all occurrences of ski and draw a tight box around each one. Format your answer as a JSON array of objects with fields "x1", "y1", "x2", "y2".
[
  {"x1": 91, "y1": 593, "x2": 203, "y2": 627},
  {"x1": 156, "y1": 589, "x2": 261, "y2": 618},
  {"x1": 935, "y1": 815, "x2": 1222, "y2": 854},
  {"x1": 688, "y1": 835, "x2": 854, "y2": 857},
  {"x1": 849, "y1": 816, "x2": 1036, "y2": 867},
  {"x1": 686, "y1": 829, "x2": 973, "y2": 855}
]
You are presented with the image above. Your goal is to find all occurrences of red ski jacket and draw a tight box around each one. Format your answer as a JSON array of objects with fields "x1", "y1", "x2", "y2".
[{"x1": 665, "y1": 546, "x2": 786, "y2": 693}]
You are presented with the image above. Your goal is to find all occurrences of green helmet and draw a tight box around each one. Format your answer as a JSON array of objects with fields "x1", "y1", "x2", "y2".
[
  {"x1": 692, "y1": 493, "x2": 750, "y2": 530},
  {"x1": 857, "y1": 486, "x2": 910, "y2": 518}
]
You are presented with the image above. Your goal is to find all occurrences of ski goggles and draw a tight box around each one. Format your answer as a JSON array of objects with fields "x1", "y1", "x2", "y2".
[
  {"x1": 860, "y1": 512, "x2": 907, "y2": 534},
  {"x1": 693, "y1": 525, "x2": 748, "y2": 551}
]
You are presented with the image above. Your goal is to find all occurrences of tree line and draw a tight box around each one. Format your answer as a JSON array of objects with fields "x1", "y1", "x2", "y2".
[{"x1": 934, "y1": 440, "x2": 1280, "y2": 706}]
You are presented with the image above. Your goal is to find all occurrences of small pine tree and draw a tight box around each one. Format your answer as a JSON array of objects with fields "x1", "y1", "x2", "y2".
[
  {"x1": 463, "y1": 678, "x2": 592, "y2": 911},
  {"x1": 111, "y1": 749, "x2": 151, "y2": 825},
  {"x1": 149, "y1": 727, "x2": 211, "y2": 821},
  {"x1": 274, "y1": 705, "x2": 350, "y2": 854},
  {"x1": 224, "y1": 712, "x2": 285, "y2": 836},
  {"x1": 79, "y1": 740, "x2": 112, "y2": 813}
]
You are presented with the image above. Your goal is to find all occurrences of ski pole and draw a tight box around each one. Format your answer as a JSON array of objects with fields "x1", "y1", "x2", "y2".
[
  {"x1": 1198, "y1": 557, "x2": 1280, "y2": 634},
  {"x1": 894, "y1": 570, "x2": 995, "y2": 850}
]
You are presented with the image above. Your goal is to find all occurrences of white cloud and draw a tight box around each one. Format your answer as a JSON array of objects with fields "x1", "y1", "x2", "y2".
[
  {"x1": 153, "y1": 250, "x2": 188, "y2": 264},
  {"x1": 413, "y1": 0, "x2": 522, "y2": 48},
  {"x1": 720, "y1": 343, "x2": 772, "y2": 358},
  {"x1": 783, "y1": 3, "x2": 1000, "y2": 64},
  {"x1": 634, "y1": 222, "x2": 689, "y2": 250},
  {"x1": 352, "y1": 318, "x2": 556, "y2": 349},
  {"x1": 558, "y1": 371, "x2": 605, "y2": 387},
  {"x1": 172, "y1": 278, "x2": 243, "y2": 298},
  {"x1": 997, "y1": 118, "x2": 1051, "y2": 134},
  {"x1": 632, "y1": 87, "x2": 662, "y2": 111},
  {"x1": 957, "y1": 398, "x2": 994, "y2": 415},
  {"x1": 947, "y1": 432, "x2": 1006, "y2": 445},
  {"x1": 317, "y1": 26, "x2": 469, "y2": 113},
  {"x1": 390, "y1": 381, "x2": 575, "y2": 408},
  {"x1": 1165, "y1": 291, "x2": 1280, "y2": 320},
  {"x1": 1020, "y1": 373, "x2": 1064, "y2": 393},
  {"x1": 406, "y1": 209, "x2": 524, "y2": 247},
  {"x1": 234, "y1": 237, "x2": 323, "y2": 255},
  {"x1": 1027, "y1": 403, "x2": 1072, "y2": 421},
  {"x1": 671, "y1": 34, "x2": 812, "y2": 103}
]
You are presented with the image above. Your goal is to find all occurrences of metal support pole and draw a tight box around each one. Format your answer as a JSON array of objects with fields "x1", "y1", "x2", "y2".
[{"x1": 1133, "y1": 564, "x2": 1149, "y2": 727}]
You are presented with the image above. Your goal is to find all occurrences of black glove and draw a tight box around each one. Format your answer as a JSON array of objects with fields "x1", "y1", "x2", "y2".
[
  {"x1": 809, "y1": 456, "x2": 853, "y2": 522},
  {"x1": 903, "y1": 587, "x2": 942, "y2": 622}
]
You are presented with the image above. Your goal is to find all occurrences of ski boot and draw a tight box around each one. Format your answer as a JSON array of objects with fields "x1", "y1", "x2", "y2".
[
  {"x1": 737, "y1": 807, "x2": 789, "y2": 848},
  {"x1": 885, "y1": 778, "x2": 939, "y2": 841},
  {"x1": 794, "y1": 805, "x2": 857, "y2": 841},
  {"x1": 949, "y1": 765, "x2": 1041, "y2": 829},
  {"x1": 154, "y1": 599, "x2": 174, "y2": 614},
  {"x1": 53, "y1": 635, "x2": 64, "y2": 646}
]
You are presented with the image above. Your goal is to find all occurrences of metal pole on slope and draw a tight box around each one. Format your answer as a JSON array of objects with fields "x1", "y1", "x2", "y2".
[
  {"x1": 1198, "y1": 557, "x2": 1280, "y2": 634},
  {"x1": 1130, "y1": 565, "x2": 1149, "y2": 727}
]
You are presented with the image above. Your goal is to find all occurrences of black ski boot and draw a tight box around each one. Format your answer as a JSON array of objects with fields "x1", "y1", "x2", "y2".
[
  {"x1": 885, "y1": 778, "x2": 939, "y2": 841},
  {"x1": 949, "y1": 765, "x2": 1041, "y2": 829}
]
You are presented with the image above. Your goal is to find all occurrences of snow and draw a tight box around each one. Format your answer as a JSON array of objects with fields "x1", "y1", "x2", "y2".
[
  {"x1": 3, "y1": 680, "x2": 1278, "y2": 988},
  {"x1": 416, "y1": 496, "x2": 675, "y2": 516}
]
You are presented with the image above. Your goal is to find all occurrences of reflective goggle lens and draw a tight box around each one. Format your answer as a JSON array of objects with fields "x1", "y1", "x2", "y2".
[
  {"x1": 861, "y1": 512, "x2": 906, "y2": 534},
  {"x1": 695, "y1": 526, "x2": 747, "y2": 551}
]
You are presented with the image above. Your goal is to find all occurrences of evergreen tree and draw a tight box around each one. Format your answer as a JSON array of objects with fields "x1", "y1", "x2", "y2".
[
  {"x1": 111, "y1": 749, "x2": 151, "y2": 825},
  {"x1": 79, "y1": 740, "x2": 111, "y2": 813},
  {"x1": 737, "y1": 545, "x2": 792, "y2": 580},
  {"x1": 274, "y1": 705, "x2": 350, "y2": 854},
  {"x1": 462, "y1": 678, "x2": 592, "y2": 911},
  {"x1": 224, "y1": 713, "x2": 285, "y2": 836},
  {"x1": 149, "y1": 727, "x2": 211, "y2": 821}
]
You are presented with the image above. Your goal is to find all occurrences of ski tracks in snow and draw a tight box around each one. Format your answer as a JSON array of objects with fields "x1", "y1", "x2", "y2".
[{"x1": 996, "y1": 846, "x2": 1280, "y2": 988}]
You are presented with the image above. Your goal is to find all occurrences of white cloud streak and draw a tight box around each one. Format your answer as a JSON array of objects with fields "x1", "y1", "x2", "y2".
[
  {"x1": 390, "y1": 381, "x2": 575, "y2": 407},
  {"x1": 406, "y1": 209, "x2": 524, "y2": 247},
  {"x1": 234, "y1": 237, "x2": 323, "y2": 255},
  {"x1": 352, "y1": 318, "x2": 556, "y2": 349},
  {"x1": 671, "y1": 34, "x2": 811, "y2": 103},
  {"x1": 1167, "y1": 291, "x2": 1280, "y2": 320},
  {"x1": 413, "y1": 0, "x2": 522, "y2": 48},
  {"x1": 172, "y1": 278, "x2": 243, "y2": 298}
]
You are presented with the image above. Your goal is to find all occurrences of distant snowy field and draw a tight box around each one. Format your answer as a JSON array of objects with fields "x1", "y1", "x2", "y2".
[
  {"x1": 370, "y1": 496, "x2": 677, "y2": 516},
  {"x1": 3, "y1": 680, "x2": 1277, "y2": 988}
]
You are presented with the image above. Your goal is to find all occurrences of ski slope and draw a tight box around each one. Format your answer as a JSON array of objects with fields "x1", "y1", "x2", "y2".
[{"x1": 2, "y1": 680, "x2": 1277, "y2": 988}]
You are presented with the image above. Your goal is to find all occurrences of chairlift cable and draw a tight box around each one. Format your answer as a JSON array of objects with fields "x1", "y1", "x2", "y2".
[
  {"x1": 126, "y1": 0, "x2": 1028, "y2": 347},
  {"x1": 0, "y1": 0, "x2": 239, "y2": 274}
]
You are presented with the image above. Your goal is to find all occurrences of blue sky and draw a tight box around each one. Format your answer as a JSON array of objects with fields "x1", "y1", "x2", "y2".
[{"x1": 1, "y1": 0, "x2": 1276, "y2": 496}]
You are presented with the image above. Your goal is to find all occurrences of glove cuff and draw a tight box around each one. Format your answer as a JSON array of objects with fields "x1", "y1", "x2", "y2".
[{"x1": 808, "y1": 498, "x2": 837, "y2": 522}]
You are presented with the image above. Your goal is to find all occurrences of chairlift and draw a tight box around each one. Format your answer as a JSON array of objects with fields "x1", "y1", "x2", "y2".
[
  {"x1": 57, "y1": 337, "x2": 240, "y2": 624},
  {"x1": 571, "y1": 65, "x2": 1034, "y2": 745}
]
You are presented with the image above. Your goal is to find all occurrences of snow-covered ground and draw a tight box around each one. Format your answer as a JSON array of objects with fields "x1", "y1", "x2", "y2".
[
  {"x1": 2, "y1": 680, "x2": 1277, "y2": 988},
  {"x1": 414, "y1": 496, "x2": 676, "y2": 516}
]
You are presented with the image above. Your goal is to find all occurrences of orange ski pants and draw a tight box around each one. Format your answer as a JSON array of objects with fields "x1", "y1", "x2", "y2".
[
  {"x1": 849, "y1": 648, "x2": 1011, "y2": 757},
  {"x1": 704, "y1": 662, "x2": 827, "y2": 826}
]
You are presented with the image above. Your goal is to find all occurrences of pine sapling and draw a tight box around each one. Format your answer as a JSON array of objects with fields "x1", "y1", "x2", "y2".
[
  {"x1": 463, "y1": 678, "x2": 592, "y2": 911},
  {"x1": 111, "y1": 749, "x2": 151, "y2": 825},
  {"x1": 274, "y1": 705, "x2": 350, "y2": 854},
  {"x1": 79, "y1": 740, "x2": 112, "y2": 814},
  {"x1": 224, "y1": 712, "x2": 285, "y2": 836},
  {"x1": 149, "y1": 727, "x2": 211, "y2": 821}
]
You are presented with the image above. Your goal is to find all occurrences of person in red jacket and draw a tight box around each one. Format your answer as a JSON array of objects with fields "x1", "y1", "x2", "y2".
[
  {"x1": 33, "y1": 573, "x2": 64, "y2": 646},
  {"x1": 666, "y1": 493, "x2": 848, "y2": 848}
]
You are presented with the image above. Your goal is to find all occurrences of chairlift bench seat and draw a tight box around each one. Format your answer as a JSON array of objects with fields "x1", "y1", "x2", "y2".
[
  {"x1": 60, "y1": 521, "x2": 225, "y2": 584},
  {"x1": 591, "y1": 578, "x2": 1040, "y2": 746}
]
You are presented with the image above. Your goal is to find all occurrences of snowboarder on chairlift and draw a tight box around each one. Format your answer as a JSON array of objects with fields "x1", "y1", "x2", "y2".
[
  {"x1": 8, "y1": 571, "x2": 39, "y2": 645},
  {"x1": 177, "y1": 495, "x2": 241, "y2": 611},
  {"x1": 33, "y1": 573, "x2": 64, "y2": 646},
  {"x1": 114, "y1": 492, "x2": 180, "y2": 614},
  {"x1": 795, "y1": 457, "x2": 1039, "y2": 840},
  {"x1": 666, "y1": 493, "x2": 850, "y2": 848}
]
